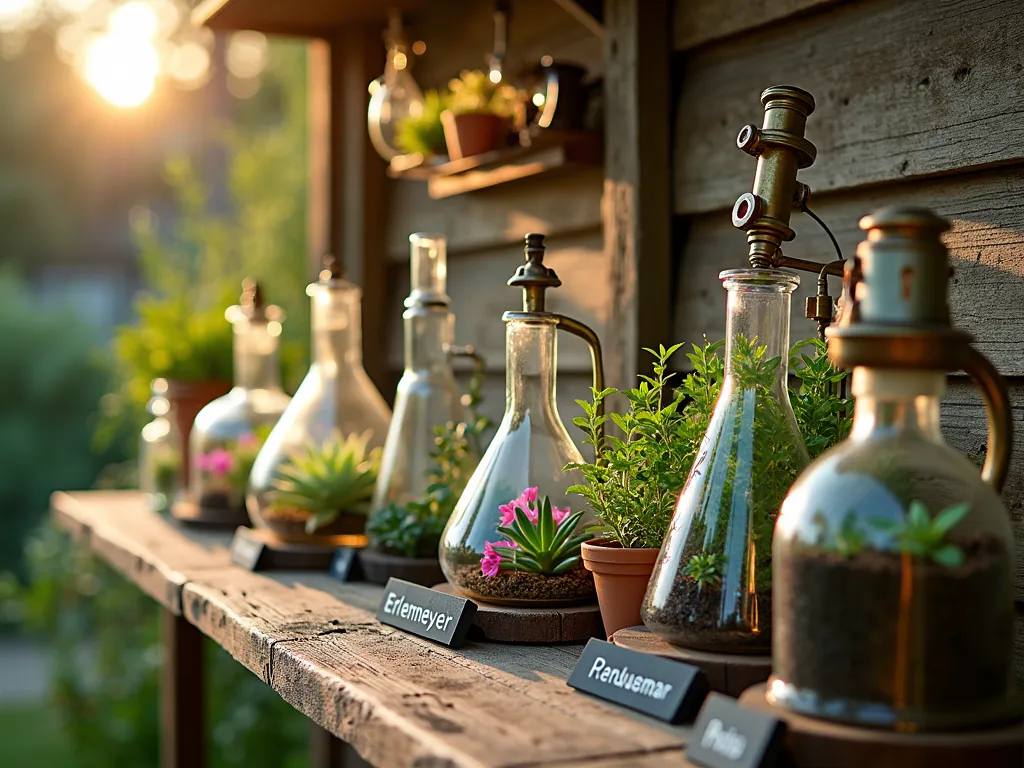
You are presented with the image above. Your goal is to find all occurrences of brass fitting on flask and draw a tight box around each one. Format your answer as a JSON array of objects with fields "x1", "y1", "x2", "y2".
[{"x1": 732, "y1": 86, "x2": 817, "y2": 268}]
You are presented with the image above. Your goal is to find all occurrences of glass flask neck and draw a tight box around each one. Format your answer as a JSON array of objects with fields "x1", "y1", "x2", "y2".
[
  {"x1": 309, "y1": 281, "x2": 363, "y2": 372},
  {"x1": 233, "y1": 319, "x2": 283, "y2": 391},
  {"x1": 404, "y1": 306, "x2": 453, "y2": 371},
  {"x1": 849, "y1": 368, "x2": 944, "y2": 444},
  {"x1": 722, "y1": 269, "x2": 798, "y2": 394},
  {"x1": 505, "y1": 319, "x2": 558, "y2": 418}
]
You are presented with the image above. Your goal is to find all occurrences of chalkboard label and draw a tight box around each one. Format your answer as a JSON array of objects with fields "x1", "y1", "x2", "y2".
[
  {"x1": 230, "y1": 530, "x2": 267, "y2": 571},
  {"x1": 566, "y1": 638, "x2": 708, "y2": 723},
  {"x1": 329, "y1": 547, "x2": 363, "y2": 582},
  {"x1": 376, "y1": 578, "x2": 477, "y2": 648},
  {"x1": 687, "y1": 693, "x2": 786, "y2": 768}
]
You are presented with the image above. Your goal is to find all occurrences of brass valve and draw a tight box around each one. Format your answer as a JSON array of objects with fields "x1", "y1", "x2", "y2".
[{"x1": 732, "y1": 86, "x2": 817, "y2": 268}]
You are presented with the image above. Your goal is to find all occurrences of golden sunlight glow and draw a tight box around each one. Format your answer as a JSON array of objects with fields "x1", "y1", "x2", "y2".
[
  {"x1": 0, "y1": 0, "x2": 37, "y2": 28},
  {"x1": 84, "y1": 33, "x2": 159, "y2": 107},
  {"x1": 108, "y1": 1, "x2": 158, "y2": 40}
]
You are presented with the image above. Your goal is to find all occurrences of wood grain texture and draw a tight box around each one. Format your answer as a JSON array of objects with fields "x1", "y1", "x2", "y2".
[
  {"x1": 673, "y1": 0, "x2": 842, "y2": 51},
  {"x1": 674, "y1": 168, "x2": 1024, "y2": 376},
  {"x1": 673, "y1": 0, "x2": 1024, "y2": 215},
  {"x1": 51, "y1": 491, "x2": 233, "y2": 613}
]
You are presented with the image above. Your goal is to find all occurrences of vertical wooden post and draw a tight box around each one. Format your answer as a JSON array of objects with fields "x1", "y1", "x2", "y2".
[
  {"x1": 603, "y1": 0, "x2": 674, "y2": 387},
  {"x1": 309, "y1": 722, "x2": 372, "y2": 768},
  {"x1": 160, "y1": 609, "x2": 205, "y2": 768}
]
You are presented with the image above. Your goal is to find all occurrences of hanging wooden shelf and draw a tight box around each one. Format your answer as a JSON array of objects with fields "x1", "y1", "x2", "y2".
[
  {"x1": 388, "y1": 131, "x2": 603, "y2": 199},
  {"x1": 191, "y1": 0, "x2": 426, "y2": 36}
]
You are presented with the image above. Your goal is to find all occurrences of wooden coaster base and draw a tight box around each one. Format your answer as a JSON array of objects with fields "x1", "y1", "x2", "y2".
[
  {"x1": 739, "y1": 684, "x2": 1024, "y2": 768},
  {"x1": 432, "y1": 583, "x2": 602, "y2": 643},
  {"x1": 172, "y1": 499, "x2": 249, "y2": 529},
  {"x1": 230, "y1": 526, "x2": 366, "y2": 571},
  {"x1": 610, "y1": 625, "x2": 770, "y2": 697}
]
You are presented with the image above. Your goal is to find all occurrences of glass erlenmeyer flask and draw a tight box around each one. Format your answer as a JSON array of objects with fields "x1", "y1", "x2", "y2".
[
  {"x1": 440, "y1": 233, "x2": 604, "y2": 606},
  {"x1": 140, "y1": 378, "x2": 180, "y2": 514},
  {"x1": 176, "y1": 279, "x2": 291, "y2": 526},
  {"x1": 769, "y1": 207, "x2": 1019, "y2": 730},
  {"x1": 643, "y1": 269, "x2": 809, "y2": 652},
  {"x1": 247, "y1": 257, "x2": 392, "y2": 543},
  {"x1": 373, "y1": 233, "x2": 481, "y2": 511}
]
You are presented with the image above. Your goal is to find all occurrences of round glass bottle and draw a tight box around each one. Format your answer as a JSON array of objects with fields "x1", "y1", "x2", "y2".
[
  {"x1": 140, "y1": 378, "x2": 180, "y2": 514},
  {"x1": 769, "y1": 207, "x2": 1019, "y2": 731},
  {"x1": 643, "y1": 269, "x2": 809, "y2": 652},
  {"x1": 247, "y1": 257, "x2": 392, "y2": 543},
  {"x1": 440, "y1": 234, "x2": 603, "y2": 606},
  {"x1": 177, "y1": 279, "x2": 291, "y2": 526}
]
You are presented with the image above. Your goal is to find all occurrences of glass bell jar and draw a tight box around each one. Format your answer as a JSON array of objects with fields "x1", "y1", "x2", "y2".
[
  {"x1": 367, "y1": 10, "x2": 424, "y2": 161},
  {"x1": 176, "y1": 279, "x2": 292, "y2": 527},
  {"x1": 247, "y1": 256, "x2": 392, "y2": 544},
  {"x1": 372, "y1": 233, "x2": 482, "y2": 512},
  {"x1": 769, "y1": 207, "x2": 1019, "y2": 731},
  {"x1": 440, "y1": 233, "x2": 604, "y2": 606},
  {"x1": 140, "y1": 378, "x2": 180, "y2": 514},
  {"x1": 643, "y1": 269, "x2": 809, "y2": 653}
]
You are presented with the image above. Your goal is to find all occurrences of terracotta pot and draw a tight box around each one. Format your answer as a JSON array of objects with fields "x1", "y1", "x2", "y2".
[
  {"x1": 581, "y1": 539, "x2": 659, "y2": 639},
  {"x1": 360, "y1": 549, "x2": 445, "y2": 587},
  {"x1": 441, "y1": 111, "x2": 507, "y2": 160},
  {"x1": 165, "y1": 379, "x2": 232, "y2": 487}
]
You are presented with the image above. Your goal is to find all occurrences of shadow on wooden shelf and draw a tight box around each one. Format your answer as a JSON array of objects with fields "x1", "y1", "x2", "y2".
[{"x1": 388, "y1": 130, "x2": 603, "y2": 199}]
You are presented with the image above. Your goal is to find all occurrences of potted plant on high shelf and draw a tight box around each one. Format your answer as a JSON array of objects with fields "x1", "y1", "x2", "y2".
[
  {"x1": 567, "y1": 344, "x2": 705, "y2": 638},
  {"x1": 394, "y1": 89, "x2": 450, "y2": 165},
  {"x1": 440, "y1": 70, "x2": 520, "y2": 160}
]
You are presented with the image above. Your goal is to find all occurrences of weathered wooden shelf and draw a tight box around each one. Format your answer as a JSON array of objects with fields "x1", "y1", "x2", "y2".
[
  {"x1": 192, "y1": 0, "x2": 426, "y2": 36},
  {"x1": 52, "y1": 491, "x2": 699, "y2": 768}
]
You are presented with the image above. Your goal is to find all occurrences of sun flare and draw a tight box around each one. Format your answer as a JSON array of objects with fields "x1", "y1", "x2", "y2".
[{"x1": 84, "y1": 34, "x2": 158, "y2": 107}]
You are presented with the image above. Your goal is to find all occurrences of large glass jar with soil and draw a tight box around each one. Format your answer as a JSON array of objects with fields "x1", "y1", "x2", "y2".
[
  {"x1": 642, "y1": 270, "x2": 809, "y2": 652},
  {"x1": 140, "y1": 378, "x2": 180, "y2": 514},
  {"x1": 439, "y1": 233, "x2": 603, "y2": 606},
  {"x1": 247, "y1": 259, "x2": 392, "y2": 543},
  {"x1": 769, "y1": 206, "x2": 1019, "y2": 731},
  {"x1": 180, "y1": 280, "x2": 291, "y2": 526}
]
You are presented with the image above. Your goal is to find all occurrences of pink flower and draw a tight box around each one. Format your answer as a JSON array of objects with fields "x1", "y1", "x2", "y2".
[
  {"x1": 480, "y1": 540, "x2": 517, "y2": 578},
  {"x1": 499, "y1": 486, "x2": 540, "y2": 525},
  {"x1": 200, "y1": 448, "x2": 234, "y2": 478},
  {"x1": 552, "y1": 505, "x2": 571, "y2": 525},
  {"x1": 237, "y1": 432, "x2": 260, "y2": 450}
]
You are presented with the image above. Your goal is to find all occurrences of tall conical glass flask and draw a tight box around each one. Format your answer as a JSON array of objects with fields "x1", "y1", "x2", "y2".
[
  {"x1": 175, "y1": 279, "x2": 291, "y2": 527},
  {"x1": 440, "y1": 234, "x2": 604, "y2": 606},
  {"x1": 247, "y1": 257, "x2": 392, "y2": 544},
  {"x1": 769, "y1": 207, "x2": 1018, "y2": 730},
  {"x1": 643, "y1": 270, "x2": 809, "y2": 652},
  {"x1": 372, "y1": 233, "x2": 482, "y2": 511}
]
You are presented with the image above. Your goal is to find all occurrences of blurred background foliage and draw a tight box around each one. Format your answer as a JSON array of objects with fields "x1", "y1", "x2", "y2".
[{"x1": 0, "y1": 31, "x2": 313, "y2": 767}]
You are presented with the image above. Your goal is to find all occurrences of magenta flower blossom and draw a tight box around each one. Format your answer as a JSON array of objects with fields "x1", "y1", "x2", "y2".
[
  {"x1": 198, "y1": 448, "x2": 234, "y2": 478},
  {"x1": 552, "y1": 505, "x2": 571, "y2": 524},
  {"x1": 480, "y1": 540, "x2": 518, "y2": 578},
  {"x1": 498, "y1": 486, "x2": 540, "y2": 525}
]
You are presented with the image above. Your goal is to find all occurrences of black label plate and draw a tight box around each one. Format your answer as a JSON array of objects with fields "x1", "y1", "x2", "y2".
[
  {"x1": 567, "y1": 638, "x2": 708, "y2": 723},
  {"x1": 230, "y1": 530, "x2": 267, "y2": 571},
  {"x1": 329, "y1": 547, "x2": 363, "y2": 582},
  {"x1": 376, "y1": 578, "x2": 477, "y2": 648},
  {"x1": 686, "y1": 693, "x2": 786, "y2": 768}
]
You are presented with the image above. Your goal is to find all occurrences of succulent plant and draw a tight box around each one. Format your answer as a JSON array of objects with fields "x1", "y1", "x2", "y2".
[
  {"x1": 872, "y1": 500, "x2": 969, "y2": 567},
  {"x1": 682, "y1": 552, "x2": 726, "y2": 587},
  {"x1": 270, "y1": 431, "x2": 381, "y2": 533}
]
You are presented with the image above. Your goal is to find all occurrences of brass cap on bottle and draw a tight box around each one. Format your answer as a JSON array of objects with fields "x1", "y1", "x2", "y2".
[{"x1": 507, "y1": 233, "x2": 561, "y2": 313}]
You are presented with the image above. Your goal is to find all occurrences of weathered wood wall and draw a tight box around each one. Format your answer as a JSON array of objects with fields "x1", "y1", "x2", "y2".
[
  {"x1": 384, "y1": 0, "x2": 606, "y2": 440},
  {"x1": 671, "y1": 0, "x2": 1024, "y2": 683}
]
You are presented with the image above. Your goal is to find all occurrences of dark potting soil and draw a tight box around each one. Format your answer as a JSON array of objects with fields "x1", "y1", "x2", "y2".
[
  {"x1": 451, "y1": 563, "x2": 596, "y2": 606},
  {"x1": 642, "y1": 575, "x2": 771, "y2": 654},
  {"x1": 198, "y1": 491, "x2": 243, "y2": 513},
  {"x1": 773, "y1": 535, "x2": 1015, "y2": 728}
]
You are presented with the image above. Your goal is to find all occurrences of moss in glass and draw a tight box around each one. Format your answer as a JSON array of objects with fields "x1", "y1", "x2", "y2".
[
  {"x1": 439, "y1": 234, "x2": 602, "y2": 606},
  {"x1": 139, "y1": 377, "x2": 181, "y2": 514},
  {"x1": 642, "y1": 270, "x2": 809, "y2": 653},
  {"x1": 186, "y1": 280, "x2": 291, "y2": 525},
  {"x1": 247, "y1": 257, "x2": 391, "y2": 544}
]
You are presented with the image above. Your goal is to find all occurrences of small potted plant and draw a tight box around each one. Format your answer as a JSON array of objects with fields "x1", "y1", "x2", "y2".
[
  {"x1": 567, "y1": 344, "x2": 696, "y2": 638},
  {"x1": 251, "y1": 431, "x2": 380, "y2": 543},
  {"x1": 395, "y1": 89, "x2": 450, "y2": 161},
  {"x1": 440, "y1": 70, "x2": 520, "y2": 160},
  {"x1": 364, "y1": 420, "x2": 478, "y2": 585}
]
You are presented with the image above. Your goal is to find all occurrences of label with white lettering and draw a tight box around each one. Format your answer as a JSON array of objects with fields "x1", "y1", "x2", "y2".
[
  {"x1": 686, "y1": 693, "x2": 786, "y2": 768},
  {"x1": 376, "y1": 578, "x2": 477, "y2": 648},
  {"x1": 566, "y1": 638, "x2": 708, "y2": 723},
  {"x1": 230, "y1": 530, "x2": 267, "y2": 571}
]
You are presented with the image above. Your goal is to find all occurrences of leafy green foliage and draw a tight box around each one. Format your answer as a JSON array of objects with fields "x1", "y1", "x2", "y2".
[
  {"x1": 396, "y1": 89, "x2": 449, "y2": 156},
  {"x1": 682, "y1": 552, "x2": 726, "y2": 586},
  {"x1": 790, "y1": 338, "x2": 853, "y2": 458},
  {"x1": 493, "y1": 496, "x2": 592, "y2": 575},
  {"x1": 271, "y1": 432, "x2": 381, "y2": 533},
  {"x1": 447, "y1": 69, "x2": 520, "y2": 118},
  {"x1": 566, "y1": 344, "x2": 694, "y2": 549},
  {"x1": 873, "y1": 500, "x2": 969, "y2": 567}
]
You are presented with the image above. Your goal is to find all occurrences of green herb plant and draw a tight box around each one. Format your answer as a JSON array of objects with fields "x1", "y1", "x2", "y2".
[
  {"x1": 270, "y1": 431, "x2": 381, "y2": 533},
  {"x1": 395, "y1": 89, "x2": 449, "y2": 156},
  {"x1": 483, "y1": 494, "x2": 593, "y2": 576},
  {"x1": 446, "y1": 69, "x2": 520, "y2": 118}
]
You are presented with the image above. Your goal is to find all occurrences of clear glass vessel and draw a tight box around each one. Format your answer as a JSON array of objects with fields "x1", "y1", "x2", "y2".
[
  {"x1": 643, "y1": 269, "x2": 809, "y2": 652},
  {"x1": 372, "y1": 234, "x2": 475, "y2": 511},
  {"x1": 247, "y1": 258, "x2": 392, "y2": 543},
  {"x1": 367, "y1": 11, "x2": 424, "y2": 161},
  {"x1": 139, "y1": 378, "x2": 180, "y2": 514},
  {"x1": 440, "y1": 233, "x2": 603, "y2": 606},
  {"x1": 182, "y1": 280, "x2": 291, "y2": 526},
  {"x1": 768, "y1": 207, "x2": 1019, "y2": 731}
]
